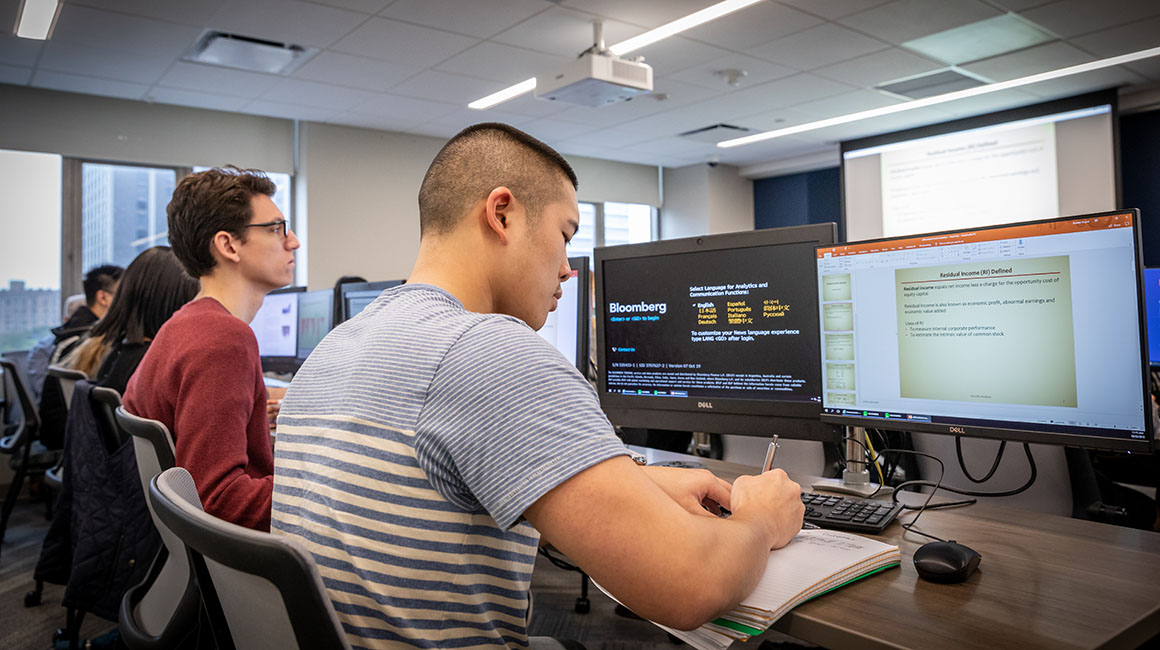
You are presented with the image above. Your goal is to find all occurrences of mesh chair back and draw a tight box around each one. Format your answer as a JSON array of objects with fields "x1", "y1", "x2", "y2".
[
  {"x1": 114, "y1": 407, "x2": 197, "y2": 647},
  {"x1": 48, "y1": 366, "x2": 88, "y2": 414},
  {"x1": 0, "y1": 358, "x2": 40, "y2": 452},
  {"x1": 150, "y1": 467, "x2": 351, "y2": 650}
]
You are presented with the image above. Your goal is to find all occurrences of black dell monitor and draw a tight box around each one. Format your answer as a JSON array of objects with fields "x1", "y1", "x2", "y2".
[
  {"x1": 250, "y1": 286, "x2": 304, "y2": 374},
  {"x1": 816, "y1": 209, "x2": 1153, "y2": 452},
  {"x1": 596, "y1": 223, "x2": 842, "y2": 441},
  {"x1": 339, "y1": 280, "x2": 405, "y2": 323},
  {"x1": 536, "y1": 256, "x2": 590, "y2": 375},
  {"x1": 296, "y1": 288, "x2": 334, "y2": 361}
]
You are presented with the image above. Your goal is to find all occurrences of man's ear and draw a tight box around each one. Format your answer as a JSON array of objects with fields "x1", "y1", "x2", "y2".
[
  {"x1": 484, "y1": 186, "x2": 515, "y2": 246},
  {"x1": 211, "y1": 230, "x2": 243, "y2": 264}
]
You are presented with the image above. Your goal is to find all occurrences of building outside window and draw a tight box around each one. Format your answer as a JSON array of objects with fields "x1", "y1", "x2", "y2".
[
  {"x1": 81, "y1": 163, "x2": 177, "y2": 270},
  {"x1": 0, "y1": 149, "x2": 61, "y2": 352},
  {"x1": 567, "y1": 201, "x2": 657, "y2": 261}
]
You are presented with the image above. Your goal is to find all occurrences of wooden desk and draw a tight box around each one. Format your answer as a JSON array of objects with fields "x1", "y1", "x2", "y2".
[{"x1": 632, "y1": 447, "x2": 1160, "y2": 650}]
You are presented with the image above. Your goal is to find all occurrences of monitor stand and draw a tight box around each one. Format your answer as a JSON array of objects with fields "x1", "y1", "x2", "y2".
[{"x1": 812, "y1": 426, "x2": 880, "y2": 498}]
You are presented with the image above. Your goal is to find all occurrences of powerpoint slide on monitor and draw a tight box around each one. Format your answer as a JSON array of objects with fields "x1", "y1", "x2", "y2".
[
  {"x1": 895, "y1": 255, "x2": 1077, "y2": 408},
  {"x1": 880, "y1": 122, "x2": 1058, "y2": 236}
]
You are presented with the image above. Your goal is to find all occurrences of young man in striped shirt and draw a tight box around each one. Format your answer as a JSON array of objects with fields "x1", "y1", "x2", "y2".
[{"x1": 272, "y1": 123, "x2": 805, "y2": 649}]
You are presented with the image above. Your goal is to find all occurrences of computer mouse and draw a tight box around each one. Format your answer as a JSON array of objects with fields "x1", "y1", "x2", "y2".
[{"x1": 913, "y1": 541, "x2": 981, "y2": 584}]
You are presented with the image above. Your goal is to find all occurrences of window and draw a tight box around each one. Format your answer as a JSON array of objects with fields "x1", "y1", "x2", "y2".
[
  {"x1": 567, "y1": 201, "x2": 657, "y2": 262},
  {"x1": 81, "y1": 162, "x2": 177, "y2": 270},
  {"x1": 0, "y1": 149, "x2": 62, "y2": 351}
]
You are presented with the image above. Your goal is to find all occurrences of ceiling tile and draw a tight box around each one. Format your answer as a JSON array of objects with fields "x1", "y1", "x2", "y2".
[
  {"x1": 716, "y1": 73, "x2": 855, "y2": 115},
  {"x1": 961, "y1": 41, "x2": 1094, "y2": 83},
  {"x1": 812, "y1": 47, "x2": 942, "y2": 88},
  {"x1": 837, "y1": 0, "x2": 1002, "y2": 45},
  {"x1": 666, "y1": 53, "x2": 797, "y2": 90},
  {"x1": 549, "y1": 78, "x2": 718, "y2": 126},
  {"x1": 631, "y1": 36, "x2": 731, "y2": 77},
  {"x1": 389, "y1": 70, "x2": 505, "y2": 105},
  {"x1": 817, "y1": 105, "x2": 964, "y2": 141},
  {"x1": 349, "y1": 93, "x2": 461, "y2": 123},
  {"x1": 1023, "y1": 0, "x2": 1160, "y2": 39},
  {"x1": 336, "y1": 112, "x2": 430, "y2": 132},
  {"x1": 436, "y1": 42, "x2": 568, "y2": 84},
  {"x1": 492, "y1": 92, "x2": 572, "y2": 118},
  {"x1": 746, "y1": 23, "x2": 889, "y2": 71},
  {"x1": 332, "y1": 16, "x2": 478, "y2": 66},
  {"x1": 241, "y1": 100, "x2": 338, "y2": 122},
  {"x1": 628, "y1": 137, "x2": 719, "y2": 158},
  {"x1": 0, "y1": 33, "x2": 44, "y2": 67},
  {"x1": 51, "y1": 5, "x2": 202, "y2": 58},
  {"x1": 925, "y1": 88, "x2": 1041, "y2": 119},
  {"x1": 556, "y1": 123, "x2": 663, "y2": 148},
  {"x1": 420, "y1": 107, "x2": 534, "y2": 131},
  {"x1": 31, "y1": 70, "x2": 148, "y2": 100},
  {"x1": 986, "y1": 0, "x2": 1058, "y2": 10},
  {"x1": 39, "y1": 41, "x2": 170, "y2": 85},
  {"x1": 1071, "y1": 15, "x2": 1160, "y2": 58},
  {"x1": 682, "y1": 2, "x2": 823, "y2": 51},
  {"x1": 0, "y1": 64, "x2": 32, "y2": 85},
  {"x1": 382, "y1": 0, "x2": 549, "y2": 38},
  {"x1": 1018, "y1": 65, "x2": 1148, "y2": 100},
  {"x1": 557, "y1": 0, "x2": 718, "y2": 29},
  {"x1": 291, "y1": 52, "x2": 421, "y2": 92},
  {"x1": 520, "y1": 118, "x2": 601, "y2": 143},
  {"x1": 143, "y1": 87, "x2": 250, "y2": 113},
  {"x1": 157, "y1": 61, "x2": 281, "y2": 98},
  {"x1": 788, "y1": 89, "x2": 902, "y2": 120},
  {"x1": 777, "y1": 0, "x2": 894, "y2": 20},
  {"x1": 729, "y1": 106, "x2": 816, "y2": 131},
  {"x1": 492, "y1": 6, "x2": 644, "y2": 58},
  {"x1": 304, "y1": 0, "x2": 393, "y2": 14},
  {"x1": 66, "y1": 0, "x2": 227, "y2": 26},
  {"x1": 207, "y1": 0, "x2": 369, "y2": 49},
  {"x1": 260, "y1": 78, "x2": 381, "y2": 111}
]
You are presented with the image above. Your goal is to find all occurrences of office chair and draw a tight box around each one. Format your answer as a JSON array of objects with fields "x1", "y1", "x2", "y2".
[
  {"x1": 114, "y1": 407, "x2": 201, "y2": 650},
  {"x1": 42, "y1": 366, "x2": 89, "y2": 493},
  {"x1": 0, "y1": 357, "x2": 58, "y2": 562},
  {"x1": 149, "y1": 467, "x2": 352, "y2": 650}
]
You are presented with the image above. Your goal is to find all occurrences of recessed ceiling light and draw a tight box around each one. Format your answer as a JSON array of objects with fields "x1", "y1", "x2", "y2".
[
  {"x1": 903, "y1": 14, "x2": 1056, "y2": 66},
  {"x1": 718, "y1": 45, "x2": 1160, "y2": 149},
  {"x1": 468, "y1": 0, "x2": 764, "y2": 110},
  {"x1": 15, "y1": 0, "x2": 61, "y2": 40}
]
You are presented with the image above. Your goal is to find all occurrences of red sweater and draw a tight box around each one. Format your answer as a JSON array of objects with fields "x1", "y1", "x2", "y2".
[{"x1": 124, "y1": 297, "x2": 273, "y2": 531}]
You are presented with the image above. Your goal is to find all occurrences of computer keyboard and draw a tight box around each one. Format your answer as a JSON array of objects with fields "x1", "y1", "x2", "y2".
[{"x1": 801, "y1": 492, "x2": 902, "y2": 535}]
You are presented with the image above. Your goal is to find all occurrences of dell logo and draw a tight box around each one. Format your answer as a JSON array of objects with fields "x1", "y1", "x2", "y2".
[
  {"x1": 949, "y1": 426, "x2": 966, "y2": 434},
  {"x1": 697, "y1": 401, "x2": 714, "y2": 409}
]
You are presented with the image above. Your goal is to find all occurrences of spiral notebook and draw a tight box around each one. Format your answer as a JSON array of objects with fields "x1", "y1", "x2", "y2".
[{"x1": 597, "y1": 528, "x2": 901, "y2": 650}]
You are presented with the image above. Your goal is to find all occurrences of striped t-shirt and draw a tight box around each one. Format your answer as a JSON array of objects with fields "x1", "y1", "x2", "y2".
[{"x1": 271, "y1": 284, "x2": 627, "y2": 649}]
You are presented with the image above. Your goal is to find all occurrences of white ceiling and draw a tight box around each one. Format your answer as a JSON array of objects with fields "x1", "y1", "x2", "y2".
[{"x1": 2, "y1": 0, "x2": 1160, "y2": 172}]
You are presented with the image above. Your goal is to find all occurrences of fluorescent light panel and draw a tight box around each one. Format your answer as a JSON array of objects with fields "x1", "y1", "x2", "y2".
[
  {"x1": 468, "y1": 0, "x2": 763, "y2": 110},
  {"x1": 719, "y1": 45, "x2": 1160, "y2": 149},
  {"x1": 16, "y1": 0, "x2": 61, "y2": 40},
  {"x1": 468, "y1": 77, "x2": 537, "y2": 110}
]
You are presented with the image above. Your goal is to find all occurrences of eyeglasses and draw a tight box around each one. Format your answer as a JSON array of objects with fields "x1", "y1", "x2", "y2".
[{"x1": 244, "y1": 219, "x2": 289, "y2": 238}]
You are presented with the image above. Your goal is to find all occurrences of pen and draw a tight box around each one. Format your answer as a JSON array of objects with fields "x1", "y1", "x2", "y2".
[{"x1": 762, "y1": 434, "x2": 779, "y2": 473}]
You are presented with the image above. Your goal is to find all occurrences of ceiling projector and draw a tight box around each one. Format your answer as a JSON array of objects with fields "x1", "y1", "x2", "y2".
[{"x1": 535, "y1": 24, "x2": 653, "y2": 108}]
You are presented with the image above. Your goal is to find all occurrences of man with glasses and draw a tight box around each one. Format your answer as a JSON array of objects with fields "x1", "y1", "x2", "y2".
[{"x1": 125, "y1": 166, "x2": 298, "y2": 530}]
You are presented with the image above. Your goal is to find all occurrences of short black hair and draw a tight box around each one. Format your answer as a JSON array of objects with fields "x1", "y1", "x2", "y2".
[
  {"x1": 83, "y1": 264, "x2": 123, "y2": 306},
  {"x1": 167, "y1": 166, "x2": 277, "y2": 278},
  {"x1": 89, "y1": 246, "x2": 198, "y2": 345},
  {"x1": 418, "y1": 123, "x2": 578, "y2": 237}
]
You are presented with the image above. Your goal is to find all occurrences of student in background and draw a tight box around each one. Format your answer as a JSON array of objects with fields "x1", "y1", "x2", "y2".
[
  {"x1": 273, "y1": 123, "x2": 803, "y2": 649},
  {"x1": 125, "y1": 167, "x2": 299, "y2": 531},
  {"x1": 61, "y1": 246, "x2": 198, "y2": 393}
]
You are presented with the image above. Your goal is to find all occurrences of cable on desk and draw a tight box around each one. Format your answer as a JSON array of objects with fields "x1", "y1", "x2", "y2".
[{"x1": 955, "y1": 436, "x2": 1007, "y2": 484}]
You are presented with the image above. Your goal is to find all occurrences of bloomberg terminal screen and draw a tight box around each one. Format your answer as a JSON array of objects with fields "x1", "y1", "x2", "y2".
[{"x1": 602, "y1": 242, "x2": 822, "y2": 403}]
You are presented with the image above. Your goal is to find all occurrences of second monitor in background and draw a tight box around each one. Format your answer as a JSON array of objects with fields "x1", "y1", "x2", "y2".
[
  {"x1": 595, "y1": 224, "x2": 841, "y2": 441},
  {"x1": 536, "y1": 256, "x2": 590, "y2": 375},
  {"x1": 250, "y1": 285, "x2": 303, "y2": 373},
  {"x1": 340, "y1": 280, "x2": 405, "y2": 323},
  {"x1": 296, "y1": 288, "x2": 333, "y2": 361}
]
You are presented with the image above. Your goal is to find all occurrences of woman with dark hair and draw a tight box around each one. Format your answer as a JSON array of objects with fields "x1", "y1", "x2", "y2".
[{"x1": 62, "y1": 246, "x2": 199, "y2": 393}]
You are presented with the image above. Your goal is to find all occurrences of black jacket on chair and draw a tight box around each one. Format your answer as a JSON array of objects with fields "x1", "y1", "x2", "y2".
[{"x1": 34, "y1": 380, "x2": 160, "y2": 621}]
